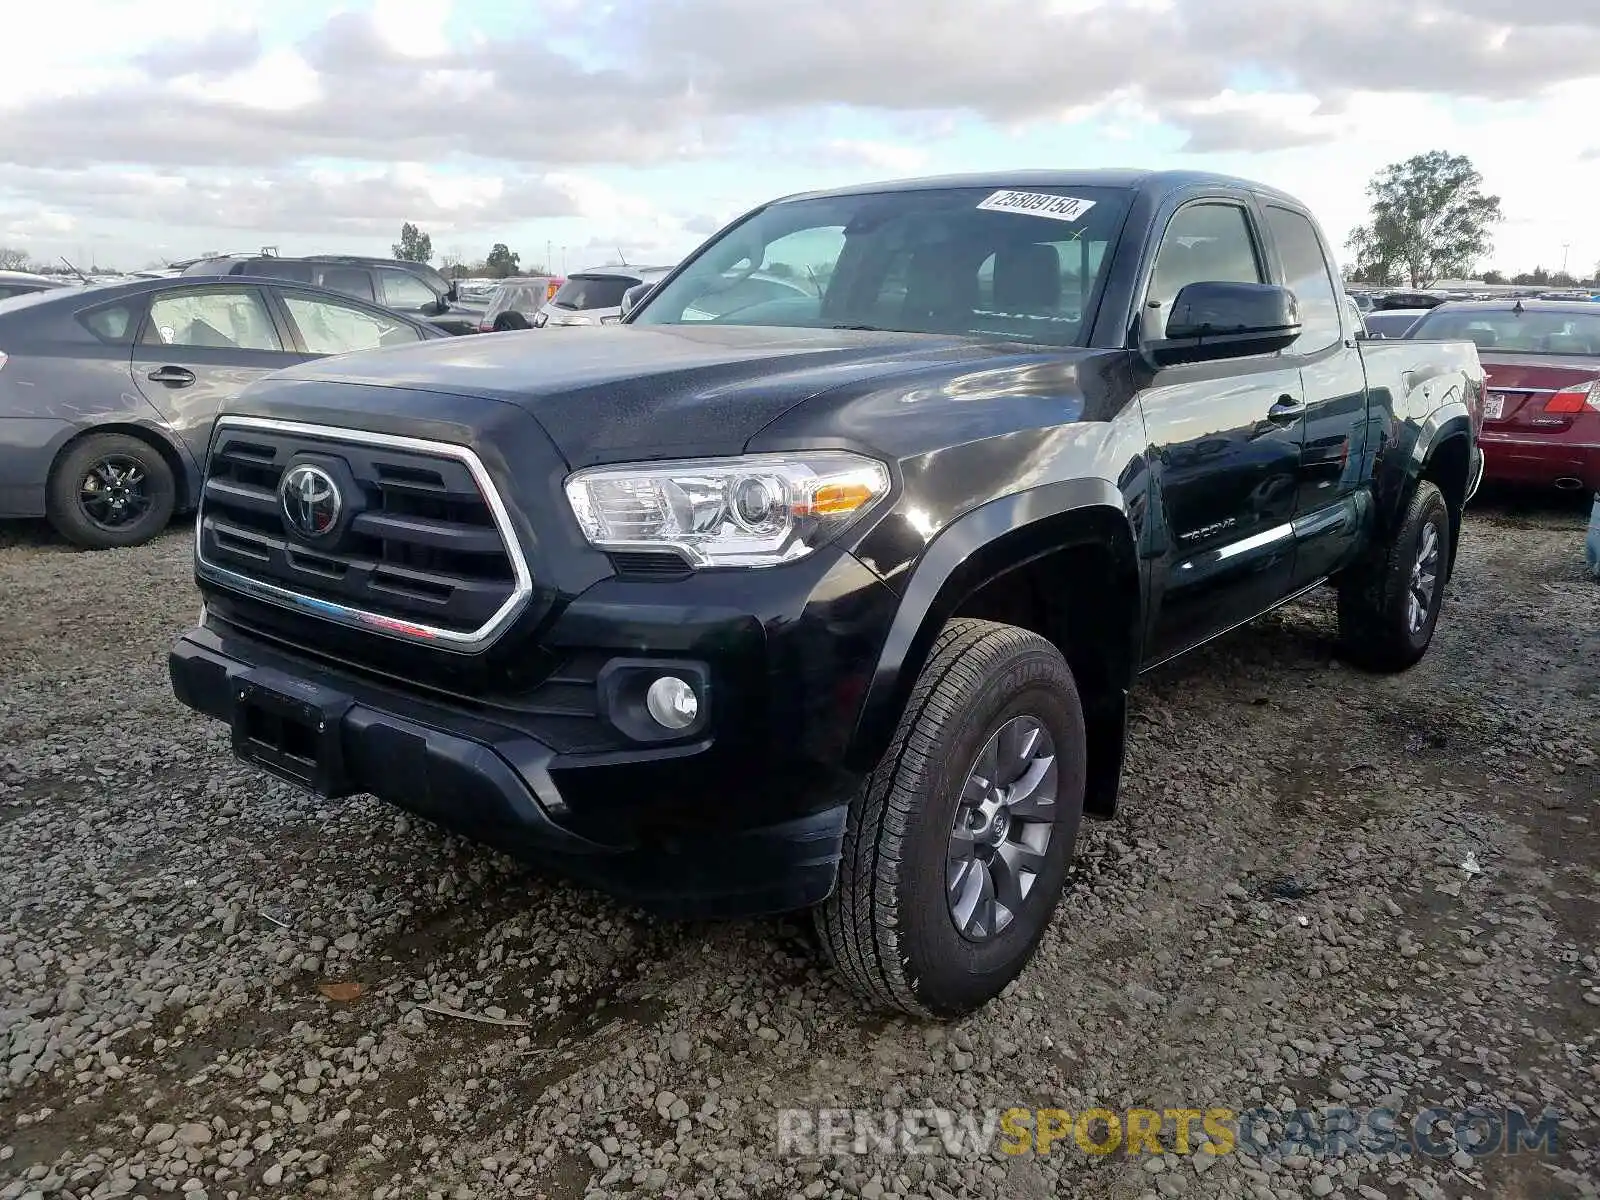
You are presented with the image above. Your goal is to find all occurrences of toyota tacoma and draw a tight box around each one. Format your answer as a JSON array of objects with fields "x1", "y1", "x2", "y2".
[{"x1": 168, "y1": 170, "x2": 1485, "y2": 1017}]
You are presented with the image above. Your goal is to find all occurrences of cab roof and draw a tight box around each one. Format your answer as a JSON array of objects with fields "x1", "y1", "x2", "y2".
[{"x1": 771, "y1": 168, "x2": 1306, "y2": 209}]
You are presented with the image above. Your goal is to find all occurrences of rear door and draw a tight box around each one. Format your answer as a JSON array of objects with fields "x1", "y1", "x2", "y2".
[{"x1": 130, "y1": 283, "x2": 301, "y2": 467}]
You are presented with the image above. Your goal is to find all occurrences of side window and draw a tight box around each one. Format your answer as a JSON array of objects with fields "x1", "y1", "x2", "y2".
[
  {"x1": 1147, "y1": 202, "x2": 1264, "y2": 320},
  {"x1": 1265, "y1": 206, "x2": 1342, "y2": 354},
  {"x1": 143, "y1": 288, "x2": 283, "y2": 351},
  {"x1": 314, "y1": 267, "x2": 375, "y2": 302},
  {"x1": 377, "y1": 269, "x2": 438, "y2": 311},
  {"x1": 252, "y1": 260, "x2": 314, "y2": 284},
  {"x1": 282, "y1": 294, "x2": 422, "y2": 356},
  {"x1": 78, "y1": 301, "x2": 140, "y2": 344}
]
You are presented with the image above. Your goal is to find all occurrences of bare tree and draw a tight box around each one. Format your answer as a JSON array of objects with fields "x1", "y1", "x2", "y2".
[{"x1": 0, "y1": 246, "x2": 32, "y2": 271}]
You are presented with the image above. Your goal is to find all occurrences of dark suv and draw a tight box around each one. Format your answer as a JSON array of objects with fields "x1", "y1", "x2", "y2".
[{"x1": 181, "y1": 255, "x2": 479, "y2": 336}]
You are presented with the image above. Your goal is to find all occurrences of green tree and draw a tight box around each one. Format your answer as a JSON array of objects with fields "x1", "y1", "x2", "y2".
[
  {"x1": 391, "y1": 222, "x2": 433, "y2": 263},
  {"x1": 1346, "y1": 151, "x2": 1504, "y2": 289},
  {"x1": 484, "y1": 243, "x2": 521, "y2": 278},
  {"x1": 1480, "y1": 269, "x2": 1506, "y2": 285}
]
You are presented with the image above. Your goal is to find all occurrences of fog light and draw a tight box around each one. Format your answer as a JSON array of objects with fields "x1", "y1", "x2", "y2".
[{"x1": 645, "y1": 676, "x2": 699, "y2": 730}]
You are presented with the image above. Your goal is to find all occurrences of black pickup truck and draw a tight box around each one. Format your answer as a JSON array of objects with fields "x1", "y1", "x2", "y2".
[{"x1": 168, "y1": 170, "x2": 1485, "y2": 1017}]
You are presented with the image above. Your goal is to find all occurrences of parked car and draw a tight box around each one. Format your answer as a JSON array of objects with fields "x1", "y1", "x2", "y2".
[
  {"x1": 478, "y1": 276, "x2": 566, "y2": 332},
  {"x1": 181, "y1": 254, "x2": 481, "y2": 336},
  {"x1": 1363, "y1": 308, "x2": 1429, "y2": 339},
  {"x1": 1401, "y1": 299, "x2": 1599, "y2": 494},
  {"x1": 0, "y1": 270, "x2": 70, "y2": 300},
  {"x1": 534, "y1": 265, "x2": 674, "y2": 327},
  {"x1": 168, "y1": 168, "x2": 1483, "y2": 1017},
  {"x1": 1372, "y1": 291, "x2": 1444, "y2": 311},
  {"x1": 0, "y1": 276, "x2": 446, "y2": 549}
]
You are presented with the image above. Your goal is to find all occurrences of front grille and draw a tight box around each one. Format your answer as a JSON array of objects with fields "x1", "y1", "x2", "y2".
[{"x1": 196, "y1": 418, "x2": 530, "y2": 650}]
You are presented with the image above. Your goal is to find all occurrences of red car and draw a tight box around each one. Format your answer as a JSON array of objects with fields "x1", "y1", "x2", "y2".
[{"x1": 1404, "y1": 300, "x2": 1600, "y2": 493}]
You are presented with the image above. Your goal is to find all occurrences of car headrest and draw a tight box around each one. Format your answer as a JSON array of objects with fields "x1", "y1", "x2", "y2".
[
  {"x1": 992, "y1": 243, "x2": 1061, "y2": 312},
  {"x1": 902, "y1": 245, "x2": 977, "y2": 324}
]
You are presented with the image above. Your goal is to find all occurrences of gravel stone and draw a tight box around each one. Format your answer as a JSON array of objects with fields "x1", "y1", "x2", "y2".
[{"x1": 0, "y1": 495, "x2": 1595, "y2": 1200}]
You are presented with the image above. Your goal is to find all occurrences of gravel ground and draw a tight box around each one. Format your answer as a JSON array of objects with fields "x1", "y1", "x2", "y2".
[{"x1": 1, "y1": 493, "x2": 1597, "y2": 1200}]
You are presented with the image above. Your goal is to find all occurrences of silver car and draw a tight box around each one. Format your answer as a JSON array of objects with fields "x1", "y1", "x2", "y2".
[
  {"x1": 0, "y1": 276, "x2": 444, "y2": 549},
  {"x1": 534, "y1": 265, "x2": 674, "y2": 328}
]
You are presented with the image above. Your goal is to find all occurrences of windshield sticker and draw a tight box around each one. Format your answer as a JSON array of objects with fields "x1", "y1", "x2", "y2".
[{"x1": 976, "y1": 190, "x2": 1097, "y2": 222}]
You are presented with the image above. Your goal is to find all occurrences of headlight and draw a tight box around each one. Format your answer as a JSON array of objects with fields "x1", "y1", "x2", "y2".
[{"x1": 564, "y1": 452, "x2": 891, "y2": 568}]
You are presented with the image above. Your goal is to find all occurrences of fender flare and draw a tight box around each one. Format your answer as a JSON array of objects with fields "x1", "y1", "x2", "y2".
[
  {"x1": 1407, "y1": 400, "x2": 1474, "y2": 484},
  {"x1": 844, "y1": 477, "x2": 1141, "y2": 774}
]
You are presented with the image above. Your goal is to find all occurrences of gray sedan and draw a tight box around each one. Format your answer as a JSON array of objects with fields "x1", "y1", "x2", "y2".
[{"x1": 0, "y1": 276, "x2": 445, "y2": 549}]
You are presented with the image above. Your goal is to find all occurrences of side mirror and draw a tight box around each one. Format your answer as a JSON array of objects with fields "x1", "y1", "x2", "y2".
[
  {"x1": 446, "y1": 281, "x2": 459, "y2": 303},
  {"x1": 1144, "y1": 281, "x2": 1301, "y2": 367},
  {"x1": 620, "y1": 282, "x2": 653, "y2": 318}
]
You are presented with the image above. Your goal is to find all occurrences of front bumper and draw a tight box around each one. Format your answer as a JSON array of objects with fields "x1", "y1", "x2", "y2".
[
  {"x1": 172, "y1": 540, "x2": 901, "y2": 918},
  {"x1": 169, "y1": 627, "x2": 851, "y2": 918}
]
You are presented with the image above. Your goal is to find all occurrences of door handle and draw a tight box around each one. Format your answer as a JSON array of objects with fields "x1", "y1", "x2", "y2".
[
  {"x1": 147, "y1": 366, "x2": 196, "y2": 387},
  {"x1": 1267, "y1": 394, "x2": 1306, "y2": 421}
]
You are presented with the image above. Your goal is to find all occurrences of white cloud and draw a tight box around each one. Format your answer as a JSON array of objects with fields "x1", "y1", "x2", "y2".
[
  {"x1": 816, "y1": 140, "x2": 930, "y2": 174},
  {"x1": 169, "y1": 47, "x2": 323, "y2": 111},
  {"x1": 0, "y1": 0, "x2": 1596, "y2": 274}
]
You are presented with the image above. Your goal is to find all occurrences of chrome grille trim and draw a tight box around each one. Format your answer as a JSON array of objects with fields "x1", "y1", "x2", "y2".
[{"x1": 195, "y1": 415, "x2": 533, "y2": 654}]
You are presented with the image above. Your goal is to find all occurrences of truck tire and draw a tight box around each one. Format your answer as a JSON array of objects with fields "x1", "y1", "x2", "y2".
[
  {"x1": 46, "y1": 432, "x2": 177, "y2": 550},
  {"x1": 1335, "y1": 479, "x2": 1450, "y2": 671},
  {"x1": 814, "y1": 617, "x2": 1087, "y2": 1018}
]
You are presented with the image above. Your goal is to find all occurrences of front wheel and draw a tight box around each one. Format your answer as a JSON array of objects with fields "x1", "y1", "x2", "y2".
[
  {"x1": 45, "y1": 432, "x2": 177, "y2": 550},
  {"x1": 1336, "y1": 479, "x2": 1451, "y2": 671},
  {"x1": 814, "y1": 618, "x2": 1087, "y2": 1018}
]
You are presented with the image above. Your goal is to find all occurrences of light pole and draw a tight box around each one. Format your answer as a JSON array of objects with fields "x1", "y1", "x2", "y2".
[{"x1": 1562, "y1": 243, "x2": 1571, "y2": 276}]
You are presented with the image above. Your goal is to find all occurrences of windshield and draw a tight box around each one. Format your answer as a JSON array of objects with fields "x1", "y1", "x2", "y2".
[
  {"x1": 551, "y1": 275, "x2": 635, "y2": 310},
  {"x1": 631, "y1": 184, "x2": 1133, "y2": 345},
  {"x1": 1408, "y1": 306, "x2": 1600, "y2": 355}
]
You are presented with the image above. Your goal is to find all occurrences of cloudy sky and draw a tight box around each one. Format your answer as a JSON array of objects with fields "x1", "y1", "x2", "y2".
[{"x1": 3, "y1": 0, "x2": 1597, "y2": 278}]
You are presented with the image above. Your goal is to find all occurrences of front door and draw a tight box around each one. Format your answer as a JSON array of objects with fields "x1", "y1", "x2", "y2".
[
  {"x1": 1260, "y1": 203, "x2": 1375, "y2": 588},
  {"x1": 130, "y1": 284, "x2": 306, "y2": 467},
  {"x1": 1138, "y1": 198, "x2": 1305, "y2": 665}
]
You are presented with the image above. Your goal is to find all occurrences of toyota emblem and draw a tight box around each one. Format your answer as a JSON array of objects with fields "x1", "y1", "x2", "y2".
[{"x1": 279, "y1": 464, "x2": 342, "y2": 539}]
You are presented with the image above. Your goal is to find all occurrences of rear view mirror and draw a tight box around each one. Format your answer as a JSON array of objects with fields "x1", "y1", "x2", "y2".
[
  {"x1": 620, "y1": 282, "x2": 653, "y2": 318},
  {"x1": 1146, "y1": 281, "x2": 1301, "y2": 367}
]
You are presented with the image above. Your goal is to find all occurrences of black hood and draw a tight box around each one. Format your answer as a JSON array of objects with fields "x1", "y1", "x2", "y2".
[{"x1": 265, "y1": 324, "x2": 1039, "y2": 467}]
